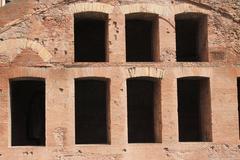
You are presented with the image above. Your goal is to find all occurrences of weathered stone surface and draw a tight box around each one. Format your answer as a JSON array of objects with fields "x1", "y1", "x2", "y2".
[{"x1": 0, "y1": 0, "x2": 239, "y2": 160}]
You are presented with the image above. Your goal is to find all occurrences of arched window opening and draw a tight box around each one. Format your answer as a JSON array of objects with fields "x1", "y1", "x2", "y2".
[
  {"x1": 175, "y1": 13, "x2": 208, "y2": 62},
  {"x1": 127, "y1": 77, "x2": 161, "y2": 143},
  {"x1": 74, "y1": 12, "x2": 108, "y2": 62},
  {"x1": 75, "y1": 78, "x2": 109, "y2": 144},
  {"x1": 10, "y1": 78, "x2": 45, "y2": 146},
  {"x1": 126, "y1": 13, "x2": 159, "y2": 62},
  {"x1": 177, "y1": 77, "x2": 212, "y2": 142}
]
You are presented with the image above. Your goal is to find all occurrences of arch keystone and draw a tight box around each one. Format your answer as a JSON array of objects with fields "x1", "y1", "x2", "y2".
[{"x1": 127, "y1": 67, "x2": 165, "y2": 79}]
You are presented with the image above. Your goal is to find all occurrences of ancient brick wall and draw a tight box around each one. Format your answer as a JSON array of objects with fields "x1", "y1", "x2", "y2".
[{"x1": 0, "y1": 0, "x2": 239, "y2": 160}]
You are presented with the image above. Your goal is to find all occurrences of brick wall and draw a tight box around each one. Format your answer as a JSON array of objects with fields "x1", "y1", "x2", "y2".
[{"x1": 0, "y1": 0, "x2": 239, "y2": 160}]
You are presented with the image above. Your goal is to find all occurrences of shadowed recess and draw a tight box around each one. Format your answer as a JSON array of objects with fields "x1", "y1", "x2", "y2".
[
  {"x1": 75, "y1": 79, "x2": 108, "y2": 144},
  {"x1": 126, "y1": 13, "x2": 159, "y2": 62},
  {"x1": 177, "y1": 77, "x2": 212, "y2": 142},
  {"x1": 175, "y1": 13, "x2": 208, "y2": 62},
  {"x1": 10, "y1": 79, "x2": 45, "y2": 146},
  {"x1": 127, "y1": 78, "x2": 161, "y2": 143},
  {"x1": 74, "y1": 13, "x2": 107, "y2": 62}
]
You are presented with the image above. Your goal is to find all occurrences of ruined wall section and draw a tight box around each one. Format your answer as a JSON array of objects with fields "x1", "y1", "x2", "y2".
[
  {"x1": 182, "y1": 0, "x2": 240, "y2": 22},
  {"x1": 176, "y1": 0, "x2": 240, "y2": 62},
  {"x1": 0, "y1": 0, "x2": 239, "y2": 65}
]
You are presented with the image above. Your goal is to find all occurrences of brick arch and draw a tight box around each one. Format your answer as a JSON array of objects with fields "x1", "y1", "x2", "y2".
[
  {"x1": 174, "y1": 3, "x2": 209, "y2": 15},
  {"x1": 7, "y1": 67, "x2": 47, "y2": 78},
  {"x1": 120, "y1": 3, "x2": 209, "y2": 16},
  {"x1": 73, "y1": 72, "x2": 112, "y2": 79},
  {"x1": 126, "y1": 67, "x2": 165, "y2": 79},
  {"x1": 68, "y1": 2, "x2": 114, "y2": 14},
  {"x1": 120, "y1": 3, "x2": 170, "y2": 16},
  {"x1": 0, "y1": 39, "x2": 52, "y2": 62}
]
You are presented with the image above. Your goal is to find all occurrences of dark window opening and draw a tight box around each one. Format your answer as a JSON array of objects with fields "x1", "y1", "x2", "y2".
[
  {"x1": 75, "y1": 79, "x2": 109, "y2": 144},
  {"x1": 10, "y1": 79, "x2": 45, "y2": 146},
  {"x1": 126, "y1": 13, "x2": 159, "y2": 62},
  {"x1": 175, "y1": 13, "x2": 208, "y2": 62},
  {"x1": 177, "y1": 77, "x2": 212, "y2": 142},
  {"x1": 127, "y1": 78, "x2": 161, "y2": 143},
  {"x1": 237, "y1": 78, "x2": 240, "y2": 139},
  {"x1": 74, "y1": 13, "x2": 107, "y2": 62}
]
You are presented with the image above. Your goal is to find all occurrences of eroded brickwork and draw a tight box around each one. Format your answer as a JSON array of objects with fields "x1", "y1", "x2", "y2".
[{"x1": 0, "y1": 0, "x2": 239, "y2": 160}]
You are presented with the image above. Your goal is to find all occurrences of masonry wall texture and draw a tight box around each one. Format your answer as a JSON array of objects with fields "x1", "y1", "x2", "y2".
[{"x1": 0, "y1": 0, "x2": 239, "y2": 159}]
